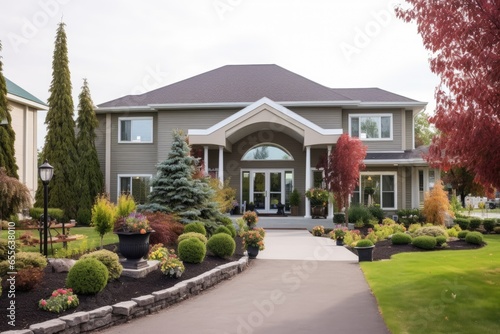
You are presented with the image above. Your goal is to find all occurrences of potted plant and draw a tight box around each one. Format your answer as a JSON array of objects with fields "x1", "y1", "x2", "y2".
[
  {"x1": 115, "y1": 212, "x2": 154, "y2": 269},
  {"x1": 247, "y1": 202, "x2": 255, "y2": 212},
  {"x1": 242, "y1": 227, "x2": 265, "y2": 259},
  {"x1": 305, "y1": 188, "x2": 329, "y2": 218},
  {"x1": 242, "y1": 210, "x2": 258, "y2": 228},
  {"x1": 332, "y1": 227, "x2": 347, "y2": 246},
  {"x1": 354, "y1": 239, "x2": 375, "y2": 262},
  {"x1": 289, "y1": 189, "x2": 300, "y2": 216},
  {"x1": 312, "y1": 225, "x2": 324, "y2": 237}
]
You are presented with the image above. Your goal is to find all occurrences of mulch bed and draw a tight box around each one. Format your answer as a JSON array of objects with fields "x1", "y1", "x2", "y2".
[
  {"x1": 363, "y1": 238, "x2": 484, "y2": 261},
  {"x1": 0, "y1": 241, "x2": 245, "y2": 332}
]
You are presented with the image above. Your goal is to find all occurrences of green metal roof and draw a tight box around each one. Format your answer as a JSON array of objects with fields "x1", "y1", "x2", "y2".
[{"x1": 5, "y1": 77, "x2": 46, "y2": 106}]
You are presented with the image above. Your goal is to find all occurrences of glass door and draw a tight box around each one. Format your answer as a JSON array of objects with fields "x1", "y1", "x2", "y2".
[
  {"x1": 253, "y1": 172, "x2": 266, "y2": 211},
  {"x1": 269, "y1": 172, "x2": 282, "y2": 210},
  {"x1": 242, "y1": 169, "x2": 293, "y2": 213}
]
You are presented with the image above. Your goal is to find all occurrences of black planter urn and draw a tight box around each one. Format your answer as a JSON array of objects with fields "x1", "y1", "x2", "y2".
[
  {"x1": 116, "y1": 231, "x2": 153, "y2": 269},
  {"x1": 354, "y1": 245, "x2": 375, "y2": 262}
]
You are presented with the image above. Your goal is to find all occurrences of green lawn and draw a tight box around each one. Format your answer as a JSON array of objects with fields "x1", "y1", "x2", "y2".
[
  {"x1": 0, "y1": 227, "x2": 118, "y2": 257},
  {"x1": 361, "y1": 235, "x2": 500, "y2": 334}
]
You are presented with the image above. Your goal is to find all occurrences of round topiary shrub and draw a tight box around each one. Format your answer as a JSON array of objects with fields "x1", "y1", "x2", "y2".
[
  {"x1": 457, "y1": 231, "x2": 469, "y2": 239},
  {"x1": 412, "y1": 236, "x2": 437, "y2": 250},
  {"x1": 482, "y1": 219, "x2": 495, "y2": 233},
  {"x1": 178, "y1": 238, "x2": 206, "y2": 263},
  {"x1": 66, "y1": 257, "x2": 109, "y2": 294},
  {"x1": 214, "y1": 226, "x2": 232, "y2": 237},
  {"x1": 414, "y1": 226, "x2": 448, "y2": 238},
  {"x1": 454, "y1": 218, "x2": 470, "y2": 231},
  {"x1": 177, "y1": 232, "x2": 208, "y2": 245},
  {"x1": 80, "y1": 249, "x2": 123, "y2": 281},
  {"x1": 469, "y1": 218, "x2": 482, "y2": 230},
  {"x1": 217, "y1": 216, "x2": 233, "y2": 227},
  {"x1": 465, "y1": 231, "x2": 484, "y2": 245},
  {"x1": 436, "y1": 235, "x2": 447, "y2": 246},
  {"x1": 207, "y1": 233, "x2": 236, "y2": 258},
  {"x1": 183, "y1": 222, "x2": 207, "y2": 236},
  {"x1": 356, "y1": 239, "x2": 374, "y2": 247},
  {"x1": 391, "y1": 233, "x2": 412, "y2": 245},
  {"x1": 225, "y1": 224, "x2": 237, "y2": 238},
  {"x1": 494, "y1": 227, "x2": 500, "y2": 234}
]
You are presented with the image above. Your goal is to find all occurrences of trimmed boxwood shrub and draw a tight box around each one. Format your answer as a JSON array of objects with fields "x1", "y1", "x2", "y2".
[
  {"x1": 66, "y1": 258, "x2": 108, "y2": 294},
  {"x1": 391, "y1": 233, "x2": 412, "y2": 245},
  {"x1": 494, "y1": 227, "x2": 500, "y2": 234},
  {"x1": 482, "y1": 219, "x2": 495, "y2": 233},
  {"x1": 348, "y1": 205, "x2": 373, "y2": 224},
  {"x1": 457, "y1": 231, "x2": 469, "y2": 239},
  {"x1": 183, "y1": 221, "x2": 207, "y2": 236},
  {"x1": 178, "y1": 238, "x2": 206, "y2": 263},
  {"x1": 465, "y1": 231, "x2": 484, "y2": 245},
  {"x1": 454, "y1": 218, "x2": 470, "y2": 231},
  {"x1": 414, "y1": 226, "x2": 448, "y2": 238},
  {"x1": 177, "y1": 232, "x2": 208, "y2": 245},
  {"x1": 333, "y1": 213, "x2": 345, "y2": 225},
  {"x1": 436, "y1": 235, "x2": 447, "y2": 246},
  {"x1": 412, "y1": 236, "x2": 437, "y2": 250},
  {"x1": 80, "y1": 249, "x2": 123, "y2": 281},
  {"x1": 29, "y1": 207, "x2": 64, "y2": 222},
  {"x1": 217, "y1": 216, "x2": 233, "y2": 227},
  {"x1": 469, "y1": 218, "x2": 482, "y2": 230},
  {"x1": 207, "y1": 233, "x2": 236, "y2": 258},
  {"x1": 225, "y1": 224, "x2": 237, "y2": 238},
  {"x1": 356, "y1": 239, "x2": 374, "y2": 247},
  {"x1": 368, "y1": 205, "x2": 385, "y2": 223},
  {"x1": 214, "y1": 226, "x2": 232, "y2": 237}
]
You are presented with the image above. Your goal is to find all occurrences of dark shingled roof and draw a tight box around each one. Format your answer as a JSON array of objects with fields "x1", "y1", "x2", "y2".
[
  {"x1": 365, "y1": 146, "x2": 428, "y2": 161},
  {"x1": 98, "y1": 64, "x2": 422, "y2": 108}
]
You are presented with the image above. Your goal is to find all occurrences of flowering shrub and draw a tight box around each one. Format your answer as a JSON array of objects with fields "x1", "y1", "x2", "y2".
[
  {"x1": 122, "y1": 212, "x2": 152, "y2": 234},
  {"x1": 305, "y1": 188, "x2": 329, "y2": 206},
  {"x1": 148, "y1": 243, "x2": 170, "y2": 261},
  {"x1": 330, "y1": 227, "x2": 347, "y2": 240},
  {"x1": 39, "y1": 288, "x2": 79, "y2": 313},
  {"x1": 312, "y1": 225, "x2": 325, "y2": 236},
  {"x1": 242, "y1": 228, "x2": 265, "y2": 250},
  {"x1": 159, "y1": 250, "x2": 185, "y2": 278},
  {"x1": 242, "y1": 211, "x2": 258, "y2": 226}
]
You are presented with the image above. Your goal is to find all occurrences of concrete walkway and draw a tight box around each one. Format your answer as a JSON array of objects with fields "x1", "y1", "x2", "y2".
[{"x1": 99, "y1": 231, "x2": 389, "y2": 334}]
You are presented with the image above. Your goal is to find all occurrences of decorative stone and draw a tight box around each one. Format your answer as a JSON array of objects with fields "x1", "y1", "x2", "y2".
[
  {"x1": 29, "y1": 319, "x2": 66, "y2": 334},
  {"x1": 88, "y1": 306, "x2": 113, "y2": 319},
  {"x1": 120, "y1": 260, "x2": 159, "y2": 278},
  {"x1": 59, "y1": 311, "x2": 89, "y2": 326},
  {"x1": 1, "y1": 330, "x2": 34, "y2": 334},
  {"x1": 49, "y1": 258, "x2": 76, "y2": 273},
  {"x1": 131, "y1": 294, "x2": 155, "y2": 307},
  {"x1": 112, "y1": 301, "x2": 137, "y2": 316}
]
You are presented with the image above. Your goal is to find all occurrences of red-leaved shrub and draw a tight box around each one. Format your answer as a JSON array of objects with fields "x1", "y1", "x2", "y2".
[
  {"x1": 144, "y1": 212, "x2": 185, "y2": 246},
  {"x1": 16, "y1": 267, "x2": 45, "y2": 291}
]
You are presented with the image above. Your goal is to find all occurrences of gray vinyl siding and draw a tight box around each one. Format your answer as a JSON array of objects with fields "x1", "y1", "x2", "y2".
[
  {"x1": 406, "y1": 110, "x2": 414, "y2": 149},
  {"x1": 405, "y1": 167, "x2": 412, "y2": 209},
  {"x1": 289, "y1": 107, "x2": 342, "y2": 129},
  {"x1": 342, "y1": 109, "x2": 403, "y2": 151},
  {"x1": 95, "y1": 115, "x2": 107, "y2": 179},
  {"x1": 109, "y1": 113, "x2": 158, "y2": 200},
  {"x1": 157, "y1": 109, "x2": 237, "y2": 161}
]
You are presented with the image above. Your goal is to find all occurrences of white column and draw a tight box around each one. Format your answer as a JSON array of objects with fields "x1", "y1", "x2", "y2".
[
  {"x1": 105, "y1": 113, "x2": 111, "y2": 194},
  {"x1": 218, "y1": 146, "x2": 224, "y2": 184},
  {"x1": 304, "y1": 146, "x2": 311, "y2": 218},
  {"x1": 327, "y1": 145, "x2": 334, "y2": 219},
  {"x1": 204, "y1": 146, "x2": 209, "y2": 175}
]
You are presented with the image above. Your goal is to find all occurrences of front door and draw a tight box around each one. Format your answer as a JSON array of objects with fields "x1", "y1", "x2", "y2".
[{"x1": 242, "y1": 169, "x2": 293, "y2": 213}]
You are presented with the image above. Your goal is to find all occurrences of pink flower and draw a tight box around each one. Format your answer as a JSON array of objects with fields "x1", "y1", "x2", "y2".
[{"x1": 40, "y1": 300, "x2": 47, "y2": 306}]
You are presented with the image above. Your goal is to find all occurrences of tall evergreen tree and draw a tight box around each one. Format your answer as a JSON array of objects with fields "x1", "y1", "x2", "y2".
[
  {"x1": 35, "y1": 23, "x2": 78, "y2": 221},
  {"x1": 138, "y1": 129, "x2": 218, "y2": 223},
  {"x1": 0, "y1": 41, "x2": 19, "y2": 179},
  {"x1": 75, "y1": 79, "x2": 103, "y2": 225}
]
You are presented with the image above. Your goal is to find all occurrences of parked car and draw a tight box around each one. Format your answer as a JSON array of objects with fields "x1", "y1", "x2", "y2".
[{"x1": 485, "y1": 198, "x2": 500, "y2": 209}]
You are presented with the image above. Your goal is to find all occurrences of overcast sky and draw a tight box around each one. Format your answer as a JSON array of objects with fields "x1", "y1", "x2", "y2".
[{"x1": 0, "y1": 0, "x2": 439, "y2": 149}]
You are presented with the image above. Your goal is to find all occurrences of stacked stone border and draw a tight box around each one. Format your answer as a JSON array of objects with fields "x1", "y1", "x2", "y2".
[{"x1": 2, "y1": 257, "x2": 249, "y2": 334}]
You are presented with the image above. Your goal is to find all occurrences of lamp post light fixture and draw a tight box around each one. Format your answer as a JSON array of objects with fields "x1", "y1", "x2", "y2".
[{"x1": 38, "y1": 160, "x2": 54, "y2": 257}]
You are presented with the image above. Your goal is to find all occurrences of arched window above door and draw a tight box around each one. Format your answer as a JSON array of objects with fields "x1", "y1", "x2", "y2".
[{"x1": 242, "y1": 144, "x2": 294, "y2": 161}]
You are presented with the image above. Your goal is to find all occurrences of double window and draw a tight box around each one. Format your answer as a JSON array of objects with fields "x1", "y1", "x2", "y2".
[
  {"x1": 118, "y1": 175, "x2": 152, "y2": 204},
  {"x1": 352, "y1": 173, "x2": 397, "y2": 209},
  {"x1": 119, "y1": 117, "x2": 153, "y2": 143},
  {"x1": 349, "y1": 114, "x2": 392, "y2": 140}
]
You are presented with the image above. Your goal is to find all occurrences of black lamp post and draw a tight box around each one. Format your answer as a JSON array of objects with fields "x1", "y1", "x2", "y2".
[{"x1": 38, "y1": 160, "x2": 54, "y2": 257}]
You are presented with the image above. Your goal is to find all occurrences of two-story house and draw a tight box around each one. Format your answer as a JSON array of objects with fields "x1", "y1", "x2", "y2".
[
  {"x1": 5, "y1": 78, "x2": 47, "y2": 199},
  {"x1": 96, "y1": 64, "x2": 437, "y2": 217}
]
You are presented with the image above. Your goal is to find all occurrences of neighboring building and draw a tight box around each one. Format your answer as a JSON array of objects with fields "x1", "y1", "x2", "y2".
[
  {"x1": 96, "y1": 64, "x2": 438, "y2": 217},
  {"x1": 5, "y1": 78, "x2": 47, "y2": 199}
]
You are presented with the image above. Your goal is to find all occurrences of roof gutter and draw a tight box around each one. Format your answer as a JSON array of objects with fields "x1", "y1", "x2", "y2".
[{"x1": 7, "y1": 93, "x2": 48, "y2": 110}]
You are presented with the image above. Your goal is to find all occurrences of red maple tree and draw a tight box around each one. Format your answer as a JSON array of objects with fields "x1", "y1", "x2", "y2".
[
  {"x1": 396, "y1": 1, "x2": 500, "y2": 190},
  {"x1": 324, "y1": 134, "x2": 367, "y2": 224}
]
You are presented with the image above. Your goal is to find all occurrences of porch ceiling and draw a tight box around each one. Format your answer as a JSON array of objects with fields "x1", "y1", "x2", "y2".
[{"x1": 188, "y1": 97, "x2": 342, "y2": 150}]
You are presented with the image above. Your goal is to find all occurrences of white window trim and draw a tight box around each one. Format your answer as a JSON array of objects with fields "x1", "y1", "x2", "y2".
[
  {"x1": 348, "y1": 114, "x2": 393, "y2": 141},
  {"x1": 117, "y1": 174, "x2": 153, "y2": 202},
  {"x1": 354, "y1": 172, "x2": 398, "y2": 210},
  {"x1": 118, "y1": 117, "x2": 153, "y2": 144}
]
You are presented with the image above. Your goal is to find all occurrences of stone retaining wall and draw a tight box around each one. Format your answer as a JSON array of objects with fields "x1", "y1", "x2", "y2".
[{"x1": 2, "y1": 257, "x2": 248, "y2": 334}]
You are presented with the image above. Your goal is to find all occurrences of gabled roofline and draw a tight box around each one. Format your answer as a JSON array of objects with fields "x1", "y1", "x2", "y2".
[{"x1": 7, "y1": 93, "x2": 48, "y2": 110}]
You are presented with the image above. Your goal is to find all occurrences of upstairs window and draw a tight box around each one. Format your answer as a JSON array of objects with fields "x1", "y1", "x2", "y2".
[
  {"x1": 350, "y1": 114, "x2": 392, "y2": 140},
  {"x1": 119, "y1": 117, "x2": 153, "y2": 143}
]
